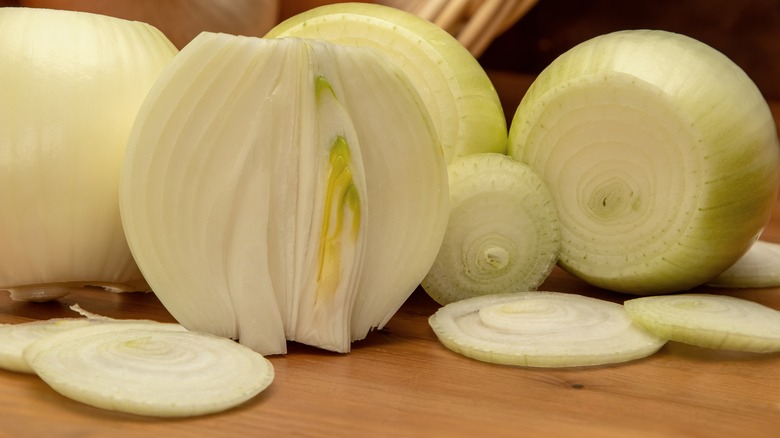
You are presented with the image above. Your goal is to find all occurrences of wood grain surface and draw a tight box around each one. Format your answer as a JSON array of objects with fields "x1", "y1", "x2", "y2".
[{"x1": 1, "y1": 96, "x2": 779, "y2": 438}]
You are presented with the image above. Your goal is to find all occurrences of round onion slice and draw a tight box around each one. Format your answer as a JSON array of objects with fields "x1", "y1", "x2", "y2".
[
  {"x1": 429, "y1": 291, "x2": 666, "y2": 367},
  {"x1": 624, "y1": 293, "x2": 780, "y2": 352},
  {"x1": 23, "y1": 322, "x2": 274, "y2": 417}
]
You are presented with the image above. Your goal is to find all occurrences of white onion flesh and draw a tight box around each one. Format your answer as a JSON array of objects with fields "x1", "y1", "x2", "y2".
[
  {"x1": 265, "y1": 2, "x2": 507, "y2": 164},
  {"x1": 23, "y1": 321, "x2": 273, "y2": 417},
  {"x1": 429, "y1": 291, "x2": 666, "y2": 367},
  {"x1": 508, "y1": 30, "x2": 780, "y2": 294},
  {"x1": 422, "y1": 153, "x2": 560, "y2": 305},
  {"x1": 0, "y1": 8, "x2": 177, "y2": 299},
  {"x1": 706, "y1": 240, "x2": 780, "y2": 288},
  {"x1": 120, "y1": 34, "x2": 448, "y2": 354},
  {"x1": 624, "y1": 294, "x2": 780, "y2": 353}
]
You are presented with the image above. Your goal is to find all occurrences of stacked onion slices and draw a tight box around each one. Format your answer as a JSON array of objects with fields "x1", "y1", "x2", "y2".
[{"x1": 2, "y1": 3, "x2": 780, "y2": 418}]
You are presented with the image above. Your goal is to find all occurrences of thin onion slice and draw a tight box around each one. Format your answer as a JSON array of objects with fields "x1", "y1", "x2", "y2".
[
  {"x1": 624, "y1": 293, "x2": 780, "y2": 353},
  {"x1": 706, "y1": 240, "x2": 780, "y2": 288},
  {"x1": 0, "y1": 318, "x2": 102, "y2": 373},
  {"x1": 0, "y1": 304, "x2": 122, "y2": 373},
  {"x1": 422, "y1": 153, "x2": 560, "y2": 305},
  {"x1": 23, "y1": 321, "x2": 273, "y2": 417},
  {"x1": 429, "y1": 291, "x2": 666, "y2": 367}
]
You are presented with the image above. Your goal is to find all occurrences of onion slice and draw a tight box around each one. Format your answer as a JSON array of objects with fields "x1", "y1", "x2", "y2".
[
  {"x1": 23, "y1": 321, "x2": 273, "y2": 417},
  {"x1": 429, "y1": 291, "x2": 666, "y2": 367},
  {"x1": 422, "y1": 153, "x2": 560, "y2": 305},
  {"x1": 120, "y1": 34, "x2": 448, "y2": 354},
  {"x1": 706, "y1": 240, "x2": 780, "y2": 288},
  {"x1": 0, "y1": 318, "x2": 102, "y2": 373},
  {"x1": 624, "y1": 293, "x2": 780, "y2": 353}
]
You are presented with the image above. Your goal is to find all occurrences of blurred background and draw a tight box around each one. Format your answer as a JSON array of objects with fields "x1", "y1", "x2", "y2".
[{"x1": 1, "y1": 0, "x2": 778, "y2": 119}]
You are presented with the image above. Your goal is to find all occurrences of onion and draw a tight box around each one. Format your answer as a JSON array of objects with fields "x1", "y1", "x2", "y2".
[
  {"x1": 0, "y1": 318, "x2": 101, "y2": 373},
  {"x1": 624, "y1": 294, "x2": 780, "y2": 353},
  {"x1": 421, "y1": 153, "x2": 560, "y2": 305},
  {"x1": 0, "y1": 8, "x2": 177, "y2": 300},
  {"x1": 429, "y1": 291, "x2": 666, "y2": 367},
  {"x1": 120, "y1": 33, "x2": 448, "y2": 355},
  {"x1": 265, "y1": 2, "x2": 507, "y2": 163},
  {"x1": 706, "y1": 240, "x2": 780, "y2": 288},
  {"x1": 23, "y1": 321, "x2": 273, "y2": 417},
  {"x1": 508, "y1": 30, "x2": 780, "y2": 294}
]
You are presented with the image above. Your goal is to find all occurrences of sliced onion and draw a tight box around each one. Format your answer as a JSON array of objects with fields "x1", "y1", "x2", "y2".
[
  {"x1": 429, "y1": 291, "x2": 666, "y2": 367},
  {"x1": 422, "y1": 153, "x2": 560, "y2": 305},
  {"x1": 706, "y1": 240, "x2": 780, "y2": 288},
  {"x1": 624, "y1": 293, "x2": 780, "y2": 353},
  {"x1": 508, "y1": 30, "x2": 780, "y2": 294},
  {"x1": 0, "y1": 318, "x2": 101, "y2": 373},
  {"x1": 23, "y1": 321, "x2": 273, "y2": 417},
  {"x1": 120, "y1": 34, "x2": 448, "y2": 354}
]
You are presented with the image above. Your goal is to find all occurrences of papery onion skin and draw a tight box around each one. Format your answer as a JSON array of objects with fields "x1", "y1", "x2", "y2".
[
  {"x1": 508, "y1": 30, "x2": 780, "y2": 294},
  {"x1": 0, "y1": 8, "x2": 177, "y2": 297}
]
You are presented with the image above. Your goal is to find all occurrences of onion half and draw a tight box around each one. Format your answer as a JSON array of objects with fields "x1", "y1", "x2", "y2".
[{"x1": 508, "y1": 30, "x2": 780, "y2": 294}]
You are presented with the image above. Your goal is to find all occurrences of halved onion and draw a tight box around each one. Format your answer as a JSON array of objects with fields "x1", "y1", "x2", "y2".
[
  {"x1": 508, "y1": 30, "x2": 780, "y2": 294},
  {"x1": 120, "y1": 34, "x2": 448, "y2": 354}
]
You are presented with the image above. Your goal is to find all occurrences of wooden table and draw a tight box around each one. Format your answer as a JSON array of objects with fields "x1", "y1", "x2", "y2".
[{"x1": 2, "y1": 107, "x2": 780, "y2": 438}]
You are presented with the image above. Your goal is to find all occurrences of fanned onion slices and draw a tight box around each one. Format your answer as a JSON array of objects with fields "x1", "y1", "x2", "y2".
[
  {"x1": 422, "y1": 153, "x2": 560, "y2": 305},
  {"x1": 429, "y1": 291, "x2": 666, "y2": 367},
  {"x1": 508, "y1": 29, "x2": 780, "y2": 294},
  {"x1": 120, "y1": 33, "x2": 448, "y2": 355},
  {"x1": 624, "y1": 294, "x2": 780, "y2": 353},
  {"x1": 23, "y1": 321, "x2": 274, "y2": 417},
  {"x1": 0, "y1": 8, "x2": 177, "y2": 300}
]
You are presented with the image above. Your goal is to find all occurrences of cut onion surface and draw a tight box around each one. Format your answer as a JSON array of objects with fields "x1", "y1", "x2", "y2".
[{"x1": 422, "y1": 153, "x2": 560, "y2": 305}]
